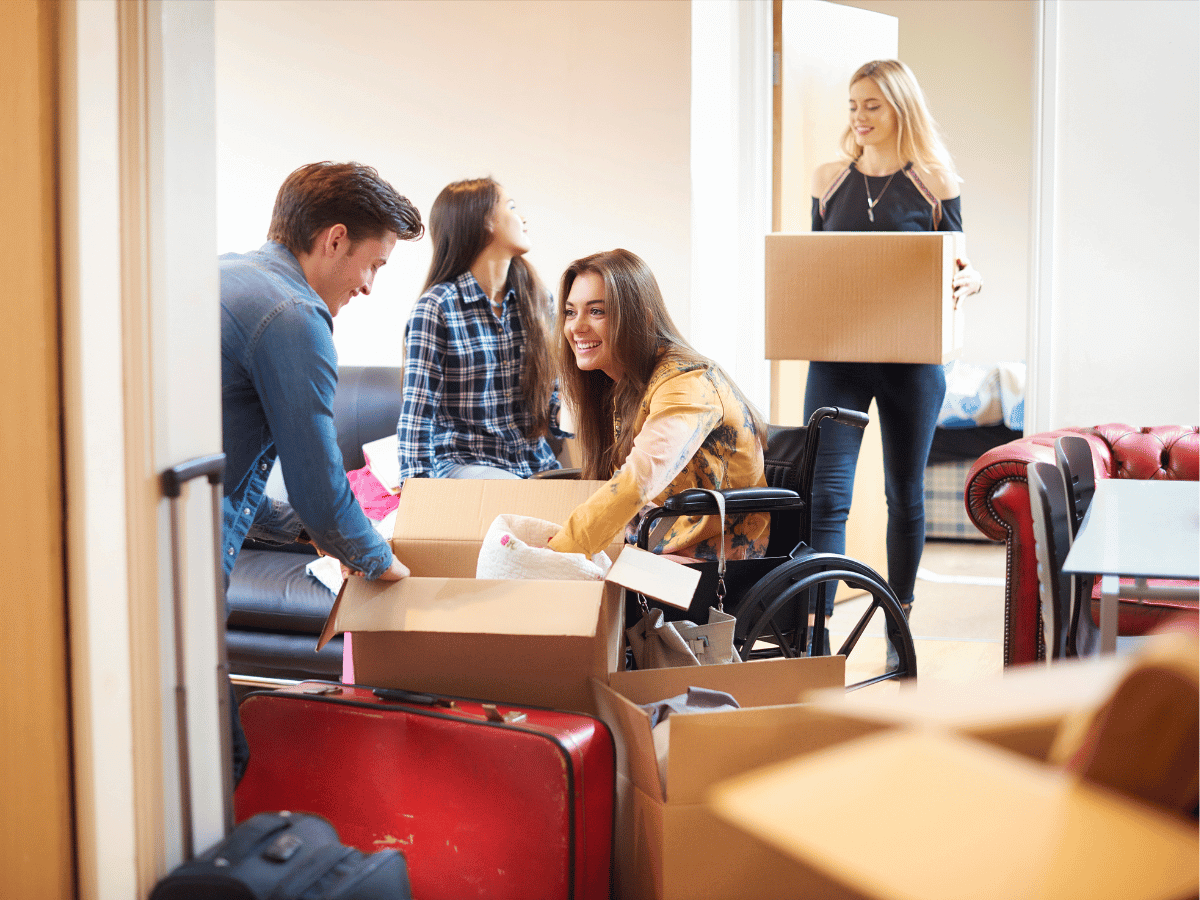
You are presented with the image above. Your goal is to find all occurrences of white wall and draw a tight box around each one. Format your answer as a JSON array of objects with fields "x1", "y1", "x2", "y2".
[
  {"x1": 214, "y1": 0, "x2": 692, "y2": 367},
  {"x1": 831, "y1": 0, "x2": 1036, "y2": 368},
  {"x1": 689, "y1": 0, "x2": 774, "y2": 412},
  {"x1": 1044, "y1": 0, "x2": 1199, "y2": 427}
]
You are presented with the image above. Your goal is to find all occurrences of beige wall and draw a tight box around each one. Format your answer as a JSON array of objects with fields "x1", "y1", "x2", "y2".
[
  {"x1": 214, "y1": 0, "x2": 693, "y2": 366},
  {"x1": 831, "y1": 0, "x2": 1036, "y2": 368}
]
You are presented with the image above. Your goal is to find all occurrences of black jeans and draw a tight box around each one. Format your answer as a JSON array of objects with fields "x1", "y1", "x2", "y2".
[{"x1": 804, "y1": 361, "x2": 947, "y2": 613}]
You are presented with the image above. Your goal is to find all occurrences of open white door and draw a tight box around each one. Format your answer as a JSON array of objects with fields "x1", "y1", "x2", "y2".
[{"x1": 773, "y1": 0, "x2": 897, "y2": 596}]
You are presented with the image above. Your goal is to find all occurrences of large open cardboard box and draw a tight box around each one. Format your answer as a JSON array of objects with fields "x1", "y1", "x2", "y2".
[
  {"x1": 318, "y1": 478, "x2": 630, "y2": 716},
  {"x1": 591, "y1": 656, "x2": 884, "y2": 900},
  {"x1": 709, "y1": 728, "x2": 1198, "y2": 900},
  {"x1": 807, "y1": 652, "x2": 1141, "y2": 762},
  {"x1": 765, "y1": 232, "x2": 964, "y2": 364},
  {"x1": 706, "y1": 634, "x2": 1199, "y2": 900}
]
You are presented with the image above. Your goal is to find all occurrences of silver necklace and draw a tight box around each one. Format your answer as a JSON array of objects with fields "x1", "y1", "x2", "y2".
[{"x1": 863, "y1": 168, "x2": 899, "y2": 223}]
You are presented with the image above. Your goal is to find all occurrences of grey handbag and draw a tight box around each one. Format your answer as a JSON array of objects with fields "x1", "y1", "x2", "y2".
[{"x1": 625, "y1": 489, "x2": 742, "y2": 668}]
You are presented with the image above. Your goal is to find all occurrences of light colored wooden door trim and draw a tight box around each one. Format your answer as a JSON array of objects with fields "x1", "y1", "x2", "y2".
[
  {"x1": 60, "y1": 1, "x2": 223, "y2": 895},
  {"x1": 0, "y1": 0, "x2": 75, "y2": 895}
]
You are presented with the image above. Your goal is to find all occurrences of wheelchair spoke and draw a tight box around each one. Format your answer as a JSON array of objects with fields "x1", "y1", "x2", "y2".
[{"x1": 731, "y1": 552, "x2": 917, "y2": 688}]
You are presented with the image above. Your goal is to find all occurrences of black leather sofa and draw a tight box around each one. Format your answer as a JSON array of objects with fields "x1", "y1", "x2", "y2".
[{"x1": 226, "y1": 366, "x2": 403, "y2": 681}]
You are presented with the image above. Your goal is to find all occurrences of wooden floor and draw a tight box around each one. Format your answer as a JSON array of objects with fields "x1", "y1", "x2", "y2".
[{"x1": 827, "y1": 539, "x2": 1007, "y2": 692}]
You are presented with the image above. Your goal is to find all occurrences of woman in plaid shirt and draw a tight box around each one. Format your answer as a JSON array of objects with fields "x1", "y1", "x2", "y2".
[
  {"x1": 397, "y1": 178, "x2": 567, "y2": 486},
  {"x1": 548, "y1": 249, "x2": 769, "y2": 562}
]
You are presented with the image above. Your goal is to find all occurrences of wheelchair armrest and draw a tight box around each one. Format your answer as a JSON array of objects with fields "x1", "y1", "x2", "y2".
[
  {"x1": 664, "y1": 486, "x2": 803, "y2": 515},
  {"x1": 809, "y1": 405, "x2": 869, "y2": 430},
  {"x1": 530, "y1": 467, "x2": 582, "y2": 480}
]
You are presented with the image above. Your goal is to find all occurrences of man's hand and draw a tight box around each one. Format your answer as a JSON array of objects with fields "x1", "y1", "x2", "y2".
[{"x1": 375, "y1": 554, "x2": 411, "y2": 582}]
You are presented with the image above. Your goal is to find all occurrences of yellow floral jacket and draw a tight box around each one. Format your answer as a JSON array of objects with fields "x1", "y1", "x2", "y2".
[{"x1": 550, "y1": 357, "x2": 769, "y2": 560}]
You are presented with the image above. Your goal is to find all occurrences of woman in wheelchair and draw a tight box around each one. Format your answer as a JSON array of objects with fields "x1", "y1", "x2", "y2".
[{"x1": 545, "y1": 248, "x2": 769, "y2": 561}]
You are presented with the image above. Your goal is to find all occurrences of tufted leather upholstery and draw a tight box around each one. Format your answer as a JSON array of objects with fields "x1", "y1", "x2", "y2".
[{"x1": 965, "y1": 424, "x2": 1199, "y2": 667}]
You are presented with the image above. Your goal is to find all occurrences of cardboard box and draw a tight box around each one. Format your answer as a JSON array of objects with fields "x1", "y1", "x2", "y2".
[
  {"x1": 806, "y1": 652, "x2": 1141, "y2": 763},
  {"x1": 764, "y1": 232, "x2": 964, "y2": 364},
  {"x1": 592, "y1": 656, "x2": 880, "y2": 900},
  {"x1": 709, "y1": 728, "x2": 1199, "y2": 900},
  {"x1": 319, "y1": 478, "x2": 632, "y2": 716}
]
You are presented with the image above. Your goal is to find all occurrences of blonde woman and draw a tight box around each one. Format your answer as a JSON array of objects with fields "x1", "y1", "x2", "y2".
[
  {"x1": 807, "y1": 60, "x2": 983, "y2": 655},
  {"x1": 547, "y1": 249, "x2": 769, "y2": 561}
]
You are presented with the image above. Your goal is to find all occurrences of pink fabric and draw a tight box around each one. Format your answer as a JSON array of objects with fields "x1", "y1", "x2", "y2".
[
  {"x1": 342, "y1": 632, "x2": 354, "y2": 684},
  {"x1": 346, "y1": 465, "x2": 400, "y2": 520}
]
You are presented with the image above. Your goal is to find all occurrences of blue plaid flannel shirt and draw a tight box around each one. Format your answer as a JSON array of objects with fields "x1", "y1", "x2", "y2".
[{"x1": 397, "y1": 271, "x2": 565, "y2": 486}]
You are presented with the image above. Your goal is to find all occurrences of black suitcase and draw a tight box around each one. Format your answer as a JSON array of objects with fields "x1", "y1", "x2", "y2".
[
  {"x1": 151, "y1": 456, "x2": 412, "y2": 900},
  {"x1": 149, "y1": 810, "x2": 411, "y2": 900}
]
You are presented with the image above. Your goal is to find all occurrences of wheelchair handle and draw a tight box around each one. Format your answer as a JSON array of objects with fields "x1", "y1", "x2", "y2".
[
  {"x1": 808, "y1": 406, "x2": 869, "y2": 430},
  {"x1": 664, "y1": 487, "x2": 802, "y2": 514}
]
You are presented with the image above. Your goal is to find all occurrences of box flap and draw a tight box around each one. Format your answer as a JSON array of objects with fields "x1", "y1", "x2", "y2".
[
  {"x1": 608, "y1": 655, "x2": 843, "y2": 707},
  {"x1": 667, "y1": 704, "x2": 884, "y2": 804},
  {"x1": 606, "y1": 546, "x2": 700, "y2": 611},
  {"x1": 709, "y1": 729, "x2": 1200, "y2": 900},
  {"x1": 807, "y1": 652, "x2": 1135, "y2": 730},
  {"x1": 392, "y1": 478, "x2": 625, "y2": 576},
  {"x1": 594, "y1": 679, "x2": 665, "y2": 803},
  {"x1": 320, "y1": 575, "x2": 607, "y2": 645},
  {"x1": 596, "y1": 657, "x2": 847, "y2": 803}
]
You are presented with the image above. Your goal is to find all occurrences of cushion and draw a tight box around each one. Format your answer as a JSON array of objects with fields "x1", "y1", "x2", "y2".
[
  {"x1": 226, "y1": 548, "x2": 336, "y2": 633},
  {"x1": 226, "y1": 631, "x2": 344, "y2": 680}
]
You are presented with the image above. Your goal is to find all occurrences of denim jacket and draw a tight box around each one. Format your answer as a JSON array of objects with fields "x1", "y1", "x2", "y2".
[{"x1": 219, "y1": 242, "x2": 393, "y2": 581}]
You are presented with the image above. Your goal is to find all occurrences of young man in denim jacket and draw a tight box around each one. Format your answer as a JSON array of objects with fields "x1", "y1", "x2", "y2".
[{"x1": 219, "y1": 161, "x2": 423, "y2": 781}]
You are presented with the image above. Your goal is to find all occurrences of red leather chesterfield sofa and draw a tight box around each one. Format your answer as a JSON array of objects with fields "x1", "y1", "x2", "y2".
[{"x1": 965, "y1": 424, "x2": 1199, "y2": 666}]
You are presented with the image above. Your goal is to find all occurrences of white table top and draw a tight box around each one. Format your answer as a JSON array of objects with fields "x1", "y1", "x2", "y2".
[{"x1": 1062, "y1": 479, "x2": 1200, "y2": 580}]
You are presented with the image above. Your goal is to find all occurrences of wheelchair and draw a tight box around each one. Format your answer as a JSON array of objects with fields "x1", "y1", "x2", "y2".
[{"x1": 632, "y1": 406, "x2": 917, "y2": 691}]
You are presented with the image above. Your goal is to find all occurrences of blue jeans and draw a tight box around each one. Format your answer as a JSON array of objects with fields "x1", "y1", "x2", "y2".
[
  {"x1": 444, "y1": 463, "x2": 522, "y2": 480},
  {"x1": 804, "y1": 362, "x2": 947, "y2": 613}
]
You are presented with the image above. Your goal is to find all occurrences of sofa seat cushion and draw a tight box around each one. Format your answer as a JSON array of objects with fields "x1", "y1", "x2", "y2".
[
  {"x1": 227, "y1": 548, "x2": 336, "y2": 634},
  {"x1": 226, "y1": 630, "x2": 343, "y2": 680}
]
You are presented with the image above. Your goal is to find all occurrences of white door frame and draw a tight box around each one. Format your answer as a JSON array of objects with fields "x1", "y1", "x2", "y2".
[
  {"x1": 1026, "y1": 0, "x2": 1056, "y2": 434},
  {"x1": 61, "y1": 1, "x2": 223, "y2": 896}
]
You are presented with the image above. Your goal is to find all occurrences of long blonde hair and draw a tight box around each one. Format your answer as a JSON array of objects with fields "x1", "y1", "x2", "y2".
[{"x1": 839, "y1": 60, "x2": 957, "y2": 179}]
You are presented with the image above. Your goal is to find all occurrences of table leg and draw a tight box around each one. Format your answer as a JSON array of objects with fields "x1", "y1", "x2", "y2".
[{"x1": 1099, "y1": 573, "x2": 1119, "y2": 654}]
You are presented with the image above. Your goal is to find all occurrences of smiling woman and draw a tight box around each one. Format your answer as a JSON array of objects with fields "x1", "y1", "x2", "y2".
[
  {"x1": 548, "y1": 249, "x2": 769, "y2": 562},
  {"x1": 804, "y1": 59, "x2": 984, "y2": 639}
]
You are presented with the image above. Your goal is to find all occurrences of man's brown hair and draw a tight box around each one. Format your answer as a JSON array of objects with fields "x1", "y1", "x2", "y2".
[{"x1": 267, "y1": 161, "x2": 423, "y2": 255}]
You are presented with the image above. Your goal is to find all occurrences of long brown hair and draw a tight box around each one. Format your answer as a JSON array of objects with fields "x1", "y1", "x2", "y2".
[
  {"x1": 424, "y1": 178, "x2": 555, "y2": 438},
  {"x1": 557, "y1": 249, "x2": 764, "y2": 479}
]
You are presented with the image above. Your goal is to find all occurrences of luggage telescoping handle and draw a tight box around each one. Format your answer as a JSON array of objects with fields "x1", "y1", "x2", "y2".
[{"x1": 161, "y1": 453, "x2": 231, "y2": 859}]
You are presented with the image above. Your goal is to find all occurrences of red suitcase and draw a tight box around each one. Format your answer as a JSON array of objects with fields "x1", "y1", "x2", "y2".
[{"x1": 234, "y1": 682, "x2": 615, "y2": 900}]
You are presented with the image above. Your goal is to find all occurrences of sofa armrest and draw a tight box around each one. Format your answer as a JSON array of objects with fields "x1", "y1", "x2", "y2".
[
  {"x1": 964, "y1": 429, "x2": 1094, "y2": 666},
  {"x1": 965, "y1": 424, "x2": 1199, "y2": 668},
  {"x1": 965, "y1": 428, "x2": 1093, "y2": 541}
]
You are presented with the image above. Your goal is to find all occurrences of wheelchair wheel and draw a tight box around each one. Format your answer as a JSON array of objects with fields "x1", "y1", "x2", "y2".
[{"x1": 732, "y1": 550, "x2": 916, "y2": 690}]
